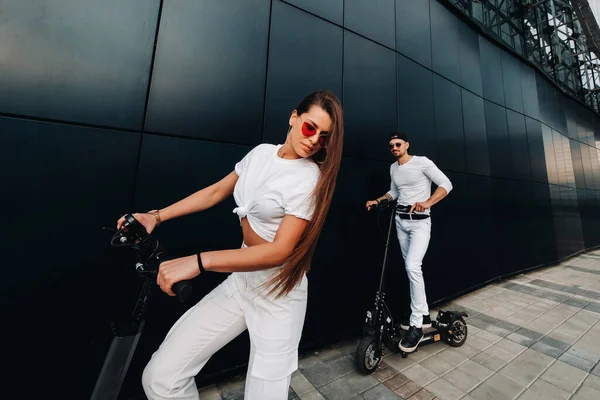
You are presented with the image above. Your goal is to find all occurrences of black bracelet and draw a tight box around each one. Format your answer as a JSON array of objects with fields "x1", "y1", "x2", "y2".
[{"x1": 197, "y1": 253, "x2": 205, "y2": 274}]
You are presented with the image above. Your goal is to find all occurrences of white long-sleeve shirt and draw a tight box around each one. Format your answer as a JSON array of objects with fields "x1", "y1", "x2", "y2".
[{"x1": 386, "y1": 156, "x2": 452, "y2": 215}]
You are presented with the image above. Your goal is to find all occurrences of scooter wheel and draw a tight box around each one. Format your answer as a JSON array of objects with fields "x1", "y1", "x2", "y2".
[
  {"x1": 355, "y1": 335, "x2": 381, "y2": 374},
  {"x1": 446, "y1": 317, "x2": 468, "y2": 347}
]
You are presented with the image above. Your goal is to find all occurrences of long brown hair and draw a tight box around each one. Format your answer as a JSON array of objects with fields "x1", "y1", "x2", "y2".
[{"x1": 263, "y1": 90, "x2": 344, "y2": 298}]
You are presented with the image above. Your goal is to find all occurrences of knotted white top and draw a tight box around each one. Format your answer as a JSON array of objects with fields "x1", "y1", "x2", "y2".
[{"x1": 232, "y1": 144, "x2": 320, "y2": 242}]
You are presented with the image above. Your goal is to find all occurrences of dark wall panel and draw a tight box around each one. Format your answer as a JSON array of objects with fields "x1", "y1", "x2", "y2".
[
  {"x1": 0, "y1": 0, "x2": 159, "y2": 130},
  {"x1": 589, "y1": 146, "x2": 600, "y2": 189},
  {"x1": 430, "y1": 0, "x2": 460, "y2": 83},
  {"x1": 485, "y1": 100, "x2": 512, "y2": 178},
  {"x1": 542, "y1": 124, "x2": 559, "y2": 185},
  {"x1": 521, "y1": 63, "x2": 540, "y2": 120},
  {"x1": 145, "y1": 0, "x2": 270, "y2": 144},
  {"x1": 344, "y1": 0, "x2": 395, "y2": 49},
  {"x1": 506, "y1": 110, "x2": 531, "y2": 180},
  {"x1": 283, "y1": 0, "x2": 343, "y2": 24},
  {"x1": 0, "y1": 117, "x2": 140, "y2": 398},
  {"x1": 263, "y1": 1, "x2": 343, "y2": 143},
  {"x1": 462, "y1": 89, "x2": 490, "y2": 175},
  {"x1": 397, "y1": 54, "x2": 436, "y2": 159},
  {"x1": 479, "y1": 36, "x2": 505, "y2": 105},
  {"x1": 570, "y1": 140, "x2": 586, "y2": 189},
  {"x1": 458, "y1": 23, "x2": 483, "y2": 97},
  {"x1": 580, "y1": 143, "x2": 594, "y2": 190},
  {"x1": 343, "y1": 31, "x2": 397, "y2": 160},
  {"x1": 396, "y1": 0, "x2": 431, "y2": 68},
  {"x1": 526, "y1": 117, "x2": 548, "y2": 184},
  {"x1": 433, "y1": 75, "x2": 465, "y2": 172},
  {"x1": 501, "y1": 53, "x2": 524, "y2": 113}
]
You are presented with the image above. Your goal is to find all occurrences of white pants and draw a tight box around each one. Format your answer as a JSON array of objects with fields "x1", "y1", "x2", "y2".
[
  {"x1": 142, "y1": 265, "x2": 308, "y2": 400},
  {"x1": 395, "y1": 215, "x2": 431, "y2": 328}
]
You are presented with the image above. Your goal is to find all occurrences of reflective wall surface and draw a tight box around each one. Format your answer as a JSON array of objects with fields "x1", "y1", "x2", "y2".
[{"x1": 2, "y1": 1, "x2": 600, "y2": 398}]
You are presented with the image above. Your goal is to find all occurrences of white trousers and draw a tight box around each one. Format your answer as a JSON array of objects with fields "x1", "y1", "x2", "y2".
[
  {"x1": 142, "y1": 265, "x2": 308, "y2": 400},
  {"x1": 395, "y1": 215, "x2": 431, "y2": 328}
]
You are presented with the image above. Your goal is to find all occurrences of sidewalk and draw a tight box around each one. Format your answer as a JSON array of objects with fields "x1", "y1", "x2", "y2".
[{"x1": 199, "y1": 250, "x2": 600, "y2": 400}]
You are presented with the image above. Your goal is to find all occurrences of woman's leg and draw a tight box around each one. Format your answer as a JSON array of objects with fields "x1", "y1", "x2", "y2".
[
  {"x1": 142, "y1": 276, "x2": 247, "y2": 400},
  {"x1": 242, "y1": 274, "x2": 309, "y2": 400}
]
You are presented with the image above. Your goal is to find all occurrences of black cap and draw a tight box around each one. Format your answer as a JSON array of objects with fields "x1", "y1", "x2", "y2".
[{"x1": 389, "y1": 132, "x2": 408, "y2": 142}]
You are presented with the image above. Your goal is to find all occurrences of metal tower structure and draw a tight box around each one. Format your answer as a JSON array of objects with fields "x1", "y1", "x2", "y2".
[{"x1": 447, "y1": 0, "x2": 600, "y2": 114}]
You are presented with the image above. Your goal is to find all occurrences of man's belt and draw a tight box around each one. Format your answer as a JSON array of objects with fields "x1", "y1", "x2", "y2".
[{"x1": 396, "y1": 205, "x2": 430, "y2": 220}]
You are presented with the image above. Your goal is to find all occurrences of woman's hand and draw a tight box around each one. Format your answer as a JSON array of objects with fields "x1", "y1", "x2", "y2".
[
  {"x1": 116, "y1": 212, "x2": 157, "y2": 234},
  {"x1": 157, "y1": 255, "x2": 201, "y2": 296}
]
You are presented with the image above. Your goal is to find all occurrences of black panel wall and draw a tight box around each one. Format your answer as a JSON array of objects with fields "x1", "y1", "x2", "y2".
[{"x1": 3, "y1": 1, "x2": 600, "y2": 399}]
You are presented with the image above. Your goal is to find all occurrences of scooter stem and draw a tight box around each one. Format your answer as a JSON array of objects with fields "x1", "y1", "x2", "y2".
[{"x1": 378, "y1": 206, "x2": 396, "y2": 293}]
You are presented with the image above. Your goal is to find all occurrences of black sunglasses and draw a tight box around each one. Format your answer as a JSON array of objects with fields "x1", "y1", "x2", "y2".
[{"x1": 388, "y1": 142, "x2": 402, "y2": 149}]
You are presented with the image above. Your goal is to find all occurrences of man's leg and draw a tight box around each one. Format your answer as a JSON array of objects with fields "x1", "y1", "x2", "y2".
[
  {"x1": 142, "y1": 275, "x2": 247, "y2": 400},
  {"x1": 404, "y1": 219, "x2": 431, "y2": 328}
]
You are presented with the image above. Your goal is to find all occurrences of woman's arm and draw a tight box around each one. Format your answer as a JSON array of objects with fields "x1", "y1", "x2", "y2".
[
  {"x1": 159, "y1": 171, "x2": 239, "y2": 223},
  {"x1": 202, "y1": 215, "x2": 307, "y2": 272},
  {"x1": 156, "y1": 215, "x2": 308, "y2": 295}
]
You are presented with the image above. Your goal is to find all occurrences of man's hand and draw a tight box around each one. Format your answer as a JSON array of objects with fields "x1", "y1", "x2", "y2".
[
  {"x1": 366, "y1": 200, "x2": 379, "y2": 211},
  {"x1": 410, "y1": 201, "x2": 431, "y2": 213}
]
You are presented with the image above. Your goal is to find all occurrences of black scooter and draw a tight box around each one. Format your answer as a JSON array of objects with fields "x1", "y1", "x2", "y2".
[
  {"x1": 355, "y1": 199, "x2": 468, "y2": 374},
  {"x1": 90, "y1": 214, "x2": 192, "y2": 400}
]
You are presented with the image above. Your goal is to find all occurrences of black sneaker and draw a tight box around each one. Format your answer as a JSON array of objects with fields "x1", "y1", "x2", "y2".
[
  {"x1": 400, "y1": 314, "x2": 432, "y2": 331},
  {"x1": 399, "y1": 326, "x2": 424, "y2": 353}
]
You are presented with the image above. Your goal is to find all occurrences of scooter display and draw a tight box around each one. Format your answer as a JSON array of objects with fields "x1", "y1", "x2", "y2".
[
  {"x1": 90, "y1": 214, "x2": 192, "y2": 400},
  {"x1": 355, "y1": 199, "x2": 468, "y2": 374}
]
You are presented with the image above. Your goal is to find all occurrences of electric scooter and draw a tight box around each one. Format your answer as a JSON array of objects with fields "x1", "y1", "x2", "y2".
[
  {"x1": 90, "y1": 214, "x2": 192, "y2": 400},
  {"x1": 355, "y1": 199, "x2": 468, "y2": 374}
]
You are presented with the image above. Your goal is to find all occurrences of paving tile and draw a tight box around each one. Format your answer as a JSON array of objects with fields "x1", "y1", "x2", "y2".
[
  {"x1": 519, "y1": 379, "x2": 570, "y2": 400},
  {"x1": 425, "y1": 378, "x2": 466, "y2": 400},
  {"x1": 445, "y1": 343, "x2": 479, "y2": 359},
  {"x1": 373, "y1": 363, "x2": 399, "y2": 382},
  {"x1": 361, "y1": 383, "x2": 400, "y2": 400},
  {"x1": 382, "y1": 372, "x2": 410, "y2": 391},
  {"x1": 537, "y1": 335, "x2": 570, "y2": 351},
  {"x1": 326, "y1": 355, "x2": 358, "y2": 377},
  {"x1": 218, "y1": 375, "x2": 245, "y2": 400},
  {"x1": 292, "y1": 373, "x2": 317, "y2": 396},
  {"x1": 303, "y1": 363, "x2": 340, "y2": 388},
  {"x1": 506, "y1": 332, "x2": 536, "y2": 347},
  {"x1": 485, "y1": 338, "x2": 527, "y2": 362},
  {"x1": 402, "y1": 364, "x2": 438, "y2": 387},
  {"x1": 198, "y1": 384, "x2": 222, "y2": 400},
  {"x1": 341, "y1": 371, "x2": 379, "y2": 394},
  {"x1": 592, "y1": 361, "x2": 600, "y2": 376},
  {"x1": 383, "y1": 353, "x2": 417, "y2": 372},
  {"x1": 457, "y1": 360, "x2": 494, "y2": 381},
  {"x1": 469, "y1": 373, "x2": 524, "y2": 400},
  {"x1": 442, "y1": 368, "x2": 481, "y2": 393},
  {"x1": 566, "y1": 346, "x2": 600, "y2": 364},
  {"x1": 419, "y1": 356, "x2": 455, "y2": 376},
  {"x1": 558, "y1": 352, "x2": 596, "y2": 372},
  {"x1": 565, "y1": 297, "x2": 590, "y2": 308},
  {"x1": 530, "y1": 340, "x2": 564, "y2": 358},
  {"x1": 435, "y1": 348, "x2": 468, "y2": 366},
  {"x1": 571, "y1": 384, "x2": 600, "y2": 400},
  {"x1": 289, "y1": 387, "x2": 299, "y2": 399},
  {"x1": 540, "y1": 359, "x2": 587, "y2": 393},
  {"x1": 318, "y1": 378, "x2": 359, "y2": 400},
  {"x1": 583, "y1": 373, "x2": 600, "y2": 391},
  {"x1": 300, "y1": 354, "x2": 324, "y2": 370},
  {"x1": 299, "y1": 390, "x2": 326, "y2": 400},
  {"x1": 394, "y1": 381, "x2": 422, "y2": 398},
  {"x1": 408, "y1": 388, "x2": 435, "y2": 400}
]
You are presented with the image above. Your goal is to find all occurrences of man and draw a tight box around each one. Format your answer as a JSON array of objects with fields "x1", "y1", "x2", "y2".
[{"x1": 365, "y1": 132, "x2": 452, "y2": 353}]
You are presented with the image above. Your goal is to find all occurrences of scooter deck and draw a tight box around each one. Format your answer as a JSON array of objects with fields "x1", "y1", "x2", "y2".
[{"x1": 389, "y1": 326, "x2": 444, "y2": 358}]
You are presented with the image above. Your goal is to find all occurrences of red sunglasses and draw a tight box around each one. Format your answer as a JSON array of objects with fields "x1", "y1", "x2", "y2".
[{"x1": 301, "y1": 120, "x2": 327, "y2": 147}]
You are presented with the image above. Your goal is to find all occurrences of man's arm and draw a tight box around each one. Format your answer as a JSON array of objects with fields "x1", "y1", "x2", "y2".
[{"x1": 410, "y1": 159, "x2": 452, "y2": 213}]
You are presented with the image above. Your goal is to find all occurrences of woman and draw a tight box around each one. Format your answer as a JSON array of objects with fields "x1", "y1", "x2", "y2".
[{"x1": 117, "y1": 90, "x2": 344, "y2": 399}]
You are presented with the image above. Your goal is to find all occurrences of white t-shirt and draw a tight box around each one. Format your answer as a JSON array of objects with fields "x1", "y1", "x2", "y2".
[
  {"x1": 386, "y1": 156, "x2": 453, "y2": 215},
  {"x1": 233, "y1": 143, "x2": 320, "y2": 242}
]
